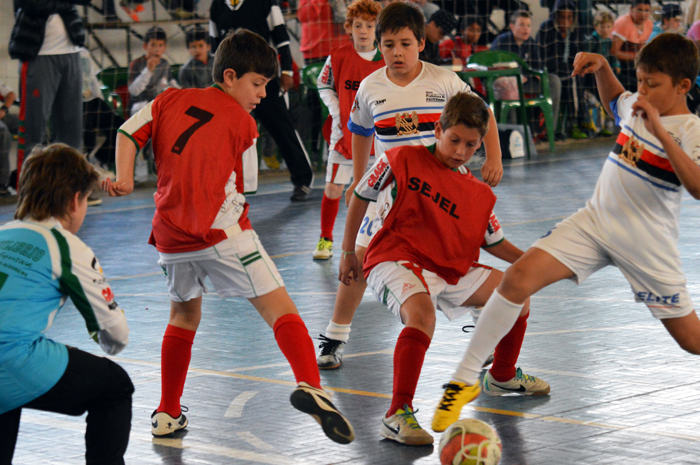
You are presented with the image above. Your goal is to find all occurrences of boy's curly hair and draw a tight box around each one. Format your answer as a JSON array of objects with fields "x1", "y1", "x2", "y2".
[{"x1": 345, "y1": 0, "x2": 382, "y2": 31}]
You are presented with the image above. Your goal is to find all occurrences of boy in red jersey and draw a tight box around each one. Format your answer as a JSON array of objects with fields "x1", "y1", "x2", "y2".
[
  {"x1": 313, "y1": 0, "x2": 384, "y2": 260},
  {"x1": 339, "y1": 92, "x2": 547, "y2": 446},
  {"x1": 102, "y1": 29, "x2": 355, "y2": 445}
]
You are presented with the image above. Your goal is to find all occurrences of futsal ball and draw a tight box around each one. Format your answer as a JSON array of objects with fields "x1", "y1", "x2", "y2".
[{"x1": 438, "y1": 418, "x2": 502, "y2": 465}]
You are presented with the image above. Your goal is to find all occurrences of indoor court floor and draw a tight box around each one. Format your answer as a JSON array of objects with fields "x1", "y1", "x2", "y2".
[{"x1": 3, "y1": 138, "x2": 700, "y2": 464}]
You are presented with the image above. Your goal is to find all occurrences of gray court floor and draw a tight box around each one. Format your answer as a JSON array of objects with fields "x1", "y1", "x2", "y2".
[{"x1": 3, "y1": 138, "x2": 700, "y2": 464}]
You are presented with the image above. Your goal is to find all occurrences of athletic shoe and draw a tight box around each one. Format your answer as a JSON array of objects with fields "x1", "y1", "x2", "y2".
[
  {"x1": 291, "y1": 185, "x2": 312, "y2": 201},
  {"x1": 570, "y1": 126, "x2": 588, "y2": 140},
  {"x1": 482, "y1": 367, "x2": 550, "y2": 397},
  {"x1": 316, "y1": 335, "x2": 345, "y2": 370},
  {"x1": 431, "y1": 381, "x2": 481, "y2": 432},
  {"x1": 482, "y1": 351, "x2": 495, "y2": 368},
  {"x1": 290, "y1": 382, "x2": 355, "y2": 444},
  {"x1": 312, "y1": 238, "x2": 333, "y2": 260},
  {"x1": 151, "y1": 407, "x2": 188, "y2": 437},
  {"x1": 380, "y1": 405, "x2": 434, "y2": 446}
]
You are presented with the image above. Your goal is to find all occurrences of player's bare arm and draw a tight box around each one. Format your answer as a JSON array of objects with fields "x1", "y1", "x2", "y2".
[
  {"x1": 572, "y1": 52, "x2": 625, "y2": 118},
  {"x1": 483, "y1": 239, "x2": 525, "y2": 265},
  {"x1": 633, "y1": 97, "x2": 700, "y2": 199},
  {"x1": 338, "y1": 194, "x2": 370, "y2": 285},
  {"x1": 480, "y1": 109, "x2": 503, "y2": 187},
  {"x1": 347, "y1": 133, "x2": 374, "y2": 206},
  {"x1": 101, "y1": 132, "x2": 137, "y2": 197}
]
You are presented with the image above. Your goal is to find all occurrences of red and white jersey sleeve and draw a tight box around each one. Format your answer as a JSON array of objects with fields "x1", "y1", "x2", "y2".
[
  {"x1": 354, "y1": 153, "x2": 394, "y2": 201},
  {"x1": 482, "y1": 212, "x2": 504, "y2": 247}
]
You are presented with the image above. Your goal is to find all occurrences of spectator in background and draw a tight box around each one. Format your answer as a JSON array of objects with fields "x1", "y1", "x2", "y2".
[
  {"x1": 0, "y1": 81, "x2": 18, "y2": 197},
  {"x1": 414, "y1": 0, "x2": 439, "y2": 19},
  {"x1": 537, "y1": 0, "x2": 587, "y2": 139},
  {"x1": 8, "y1": 0, "x2": 89, "y2": 185},
  {"x1": 493, "y1": 10, "x2": 562, "y2": 132},
  {"x1": 81, "y1": 48, "x2": 125, "y2": 173},
  {"x1": 440, "y1": 17, "x2": 489, "y2": 68},
  {"x1": 585, "y1": 11, "x2": 620, "y2": 73},
  {"x1": 648, "y1": 3, "x2": 684, "y2": 42},
  {"x1": 179, "y1": 26, "x2": 213, "y2": 89},
  {"x1": 687, "y1": 19, "x2": 700, "y2": 41},
  {"x1": 611, "y1": 0, "x2": 653, "y2": 90},
  {"x1": 210, "y1": 0, "x2": 315, "y2": 201},
  {"x1": 0, "y1": 82, "x2": 19, "y2": 136},
  {"x1": 420, "y1": 9, "x2": 457, "y2": 65},
  {"x1": 128, "y1": 27, "x2": 179, "y2": 115},
  {"x1": 297, "y1": 0, "x2": 349, "y2": 166}
]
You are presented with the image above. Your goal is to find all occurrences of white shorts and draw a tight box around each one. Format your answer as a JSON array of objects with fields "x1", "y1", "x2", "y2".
[
  {"x1": 324, "y1": 150, "x2": 376, "y2": 186},
  {"x1": 533, "y1": 209, "x2": 694, "y2": 319},
  {"x1": 158, "y1": 229, "x2": 284, "y2": 302},
  {"x1": 366, "y1": 261, "x2": 492, "y2": 322},
  {"x1": 356, "y1": 202, "x2": 379, "y2": 249}
]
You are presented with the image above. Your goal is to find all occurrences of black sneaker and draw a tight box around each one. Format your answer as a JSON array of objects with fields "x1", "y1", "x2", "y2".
[
  {"x1": 151, "y1": 406, "x2": 188, "y2": 437},
  {"x1": 290, "y1": 185, "x2": 312, "y2": 201},
  {"x1": 290, "y1": 382, "x2": 355, "y2": 444},
  {"x1": 316, "y1": 335, "x2": 345, "y2": 370}
]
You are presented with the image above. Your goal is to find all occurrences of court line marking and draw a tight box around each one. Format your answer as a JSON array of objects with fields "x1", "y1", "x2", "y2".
[
  {"x1": 236, "y1": 431, "x2": 275, "y2": 451},
  {"x1": 19, "y1": 415, "x2": 293, "y2": 464},
  {"x1": 107, "y1": 356, "x2": 700, "y2": 442},
  {"x1": 225, "y1": 391, "x2": 258, "y2": 418}
]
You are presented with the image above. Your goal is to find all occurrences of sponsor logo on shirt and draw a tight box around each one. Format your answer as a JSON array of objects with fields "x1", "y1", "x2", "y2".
[
  {"x1": 344, "y1": 80, "x2": 361, "y2": 90},
  {"x1": 374, "y1": 99, "x2": 386, "y2": 106},
  {"x1": 487, "y1": 212, "x2": 501, "y2": 235},
  {"x1": 351, "y1": 98, "x2": 359, "y2": 113},
  {"x1": 320, "y1": 66, "x2": 331, "y2": 85},
  {"x1": 425, "y1": 91, "x2": 446, "y2": 103},
  {"x1": 401, "y1": 282, "x2": 415, "y2": 294},
  {"x1": 102, "y1": 287, "x2": 115, "y2": 302},
  {"x1": 408, "y1": 176, "x2": 460, "y2": 218},
  {"x1": 620, "y1": 136, "x2": 643, "y2": 167},
  {"x1": 0, "y1": 240, "x2": 45, "y2": 262},
  {"x1": 368, "y1": 159, "x2": 389, "y2": 189},
  {"x1": 395, "y1": 111, "x2": 420, "y2": 136}
]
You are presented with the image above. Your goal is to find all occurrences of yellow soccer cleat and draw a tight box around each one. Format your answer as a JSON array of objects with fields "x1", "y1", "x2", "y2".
[{"x1": 432, "y1": 381, "x2": 481, "y2": 432}]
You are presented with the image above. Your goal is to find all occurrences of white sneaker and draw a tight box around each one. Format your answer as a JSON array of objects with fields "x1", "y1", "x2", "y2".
[
  {"x1": 290, "y1": 382, "x2": 355, "y2": 444},
  {"x1": 482, "y1": 368, "x2": 550, "y2": 396},
  {"x1": 380, "y1": 405, "x2": 434, "y2": 446},
  {"x1": 312, "y1": 238, "x2": 333, "y2": 260},
  {"x1": 151, "y1": 407, "x2": 188, "y2": 437},
  {"x1": 316, "y1": 335, "x2": 346, "y2": 369}
]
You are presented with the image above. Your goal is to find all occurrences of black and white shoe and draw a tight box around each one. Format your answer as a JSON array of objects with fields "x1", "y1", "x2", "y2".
[
  {"x1": 151, "y1": 407, "x2": 188, "y2": 437},
  {"x1": 290, "y1": 382, "x2": 355, "y2": 444},
  {"x1": 290, "y1": 185, "x2": 312, "y2": 201},
  {"x1": 316, "y1": 335, "x2": 345, "y2": 370}
]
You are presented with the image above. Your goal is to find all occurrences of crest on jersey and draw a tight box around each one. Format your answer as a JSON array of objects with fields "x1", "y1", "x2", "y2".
[
  {"x1": 395, "y1": 111, "x2": 420, "y2": 136},
  {"x1": 226, "y1": 0, "x2": 244, "y2": 11},
  {"x1": 620, "y1": 135, "x2": 643, "y2": 167}
]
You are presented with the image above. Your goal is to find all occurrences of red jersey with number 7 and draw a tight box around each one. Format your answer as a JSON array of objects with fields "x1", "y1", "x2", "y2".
[{"x1": 117, "y1": 85, "x2": 259, "y2": 253}]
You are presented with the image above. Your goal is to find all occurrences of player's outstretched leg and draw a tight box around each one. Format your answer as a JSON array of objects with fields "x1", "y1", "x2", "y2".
[
  {"x1": 317, "y1": 247, "x2": 367, "y2": 369},
  {"x1": 252, "y1": 289, "x2": 355, "y2": 444},
  {"x1": 313, "y1": 183, "x2": 344, "y2": 260}
]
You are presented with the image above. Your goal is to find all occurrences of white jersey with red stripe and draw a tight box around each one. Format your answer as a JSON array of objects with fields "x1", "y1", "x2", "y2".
[
  {"x1": 348, "y1": 61, "x2": 472, "y2": 156},
  {"x1": 583, "y1": 91, "x2": 700, "y2": 276}
]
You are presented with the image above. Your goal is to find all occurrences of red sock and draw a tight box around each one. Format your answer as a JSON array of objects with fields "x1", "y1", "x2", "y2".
[
  {"x1": 158, "y1": 324, "x2": 196, "y2": 418},
  {"x1": 489, "y1": 313, "x2": 529, "y2": 382},
  {"x1": 273, "y1": 313, "x2": 321, "y2": 389},
  {"x1": 387, "y1": 327, "x2": 431, "y2": 417},
  {"x1": 320, "y1": 194, "x2": 340, "y2": 241}
]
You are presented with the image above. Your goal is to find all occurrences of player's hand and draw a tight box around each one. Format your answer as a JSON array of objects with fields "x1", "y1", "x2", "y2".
[
  {"x1": 345, "y1": 181, "x2": 358, "y2": 207},
  {"x1": 280, "y1": 74, "x2": 294, "y2": 93},
  {"x1": 147, "y1": 56, "x2": 161, "y2": 72},
  {"x1": 572, "y1": 52, "x2": 605, "y2": 77},
  {"x1": 481, "y1": 156, "x2": 503, "y2": 187},
  {"x1": 338, "y1": 251, "x2": 360, "y2": 286},
  {"x1": 631, "y1": 95, "x2": 663, "y2": 139},
  {"x1": 101, "y1": 177, "x2": 134, "y2": 197}
]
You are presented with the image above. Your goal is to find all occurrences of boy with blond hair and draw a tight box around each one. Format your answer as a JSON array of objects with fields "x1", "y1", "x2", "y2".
[
  {"x1": 314, "y1": 0, "x2": 384, "y2": 260},
  {"x1": 104, "y1": 29, "x2": 354, "y2": 445}
]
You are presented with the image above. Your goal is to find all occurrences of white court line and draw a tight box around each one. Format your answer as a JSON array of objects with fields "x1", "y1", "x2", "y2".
[
  {"x1": 20, "y1": 414, "x2": 294, "y2": 464},
  {"x1": 236, "y1": 431, "x2": 275, "y2": 451},
  {"x1": 225, "y1": 391, "x2": 258, "y2": 418}
]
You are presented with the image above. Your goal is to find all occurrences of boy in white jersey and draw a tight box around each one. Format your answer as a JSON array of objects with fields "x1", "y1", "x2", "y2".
[
  {"x1": 103, "y1": 30, "x2": 354, "y2": 445},
  {"x1": 431, "y1": 33, "x2": 700, "y2": 431},
  {"x1": 317, "y1": 2, "x2": 504, "y2": 369},
  {"x1": 313, "y1": 0, "x2": 384, "y2": 260},
  {"x1": 339, "y1": 92, "x2": 545, "y2": 445}
]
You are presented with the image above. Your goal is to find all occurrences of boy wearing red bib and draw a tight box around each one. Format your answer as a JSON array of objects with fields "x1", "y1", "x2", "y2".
[
  {"x1": 103, "y1": 30, "x2": 354, "y2": 445},
  {"x1": 339, "y1": 92, "x2": 547, "y2": 446},
  {"x1": 314, "y1": 0, "x2": 384, "y2": 260}
]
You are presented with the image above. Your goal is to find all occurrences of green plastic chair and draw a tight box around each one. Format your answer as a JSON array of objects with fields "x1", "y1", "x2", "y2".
[
  {"x1": 301, "y1": 62, "x2": 329, "y2": 124},
  {"x1": 467, "y1": 50, "x2": 555, "y2": 152}
]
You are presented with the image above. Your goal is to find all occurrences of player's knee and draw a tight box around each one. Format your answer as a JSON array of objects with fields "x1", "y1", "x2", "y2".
[
  {"x1": 500, "y1": 263, "x2": 530, "y2": 298},
  {"x1": 324, "y1": 183, "x2": 344, "y2": 198}
]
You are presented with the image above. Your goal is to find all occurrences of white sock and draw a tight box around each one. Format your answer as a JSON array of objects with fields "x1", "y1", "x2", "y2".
[
  {"x1": 325, "y1": 320, "x2": 351, "y2": 343},
  {"x1": 452, "y1": 290, "x2": 523, "y2": 385}
]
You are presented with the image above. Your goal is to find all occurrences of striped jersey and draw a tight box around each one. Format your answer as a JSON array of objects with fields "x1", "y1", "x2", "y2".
[
  {"x1": 348, "y1": 61, "x2": 472, "y2": 156},
  {"x1": 0, "y1": 219, "x2": 129, "y2": 414},
  {"x1": 585, "y1": 91, "x2": 700, "y2": 275}
]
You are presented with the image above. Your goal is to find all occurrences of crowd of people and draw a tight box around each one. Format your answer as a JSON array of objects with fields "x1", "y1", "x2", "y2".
[{"x1": 2, "y1": 0, "x2": 700, "y2": 463}]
